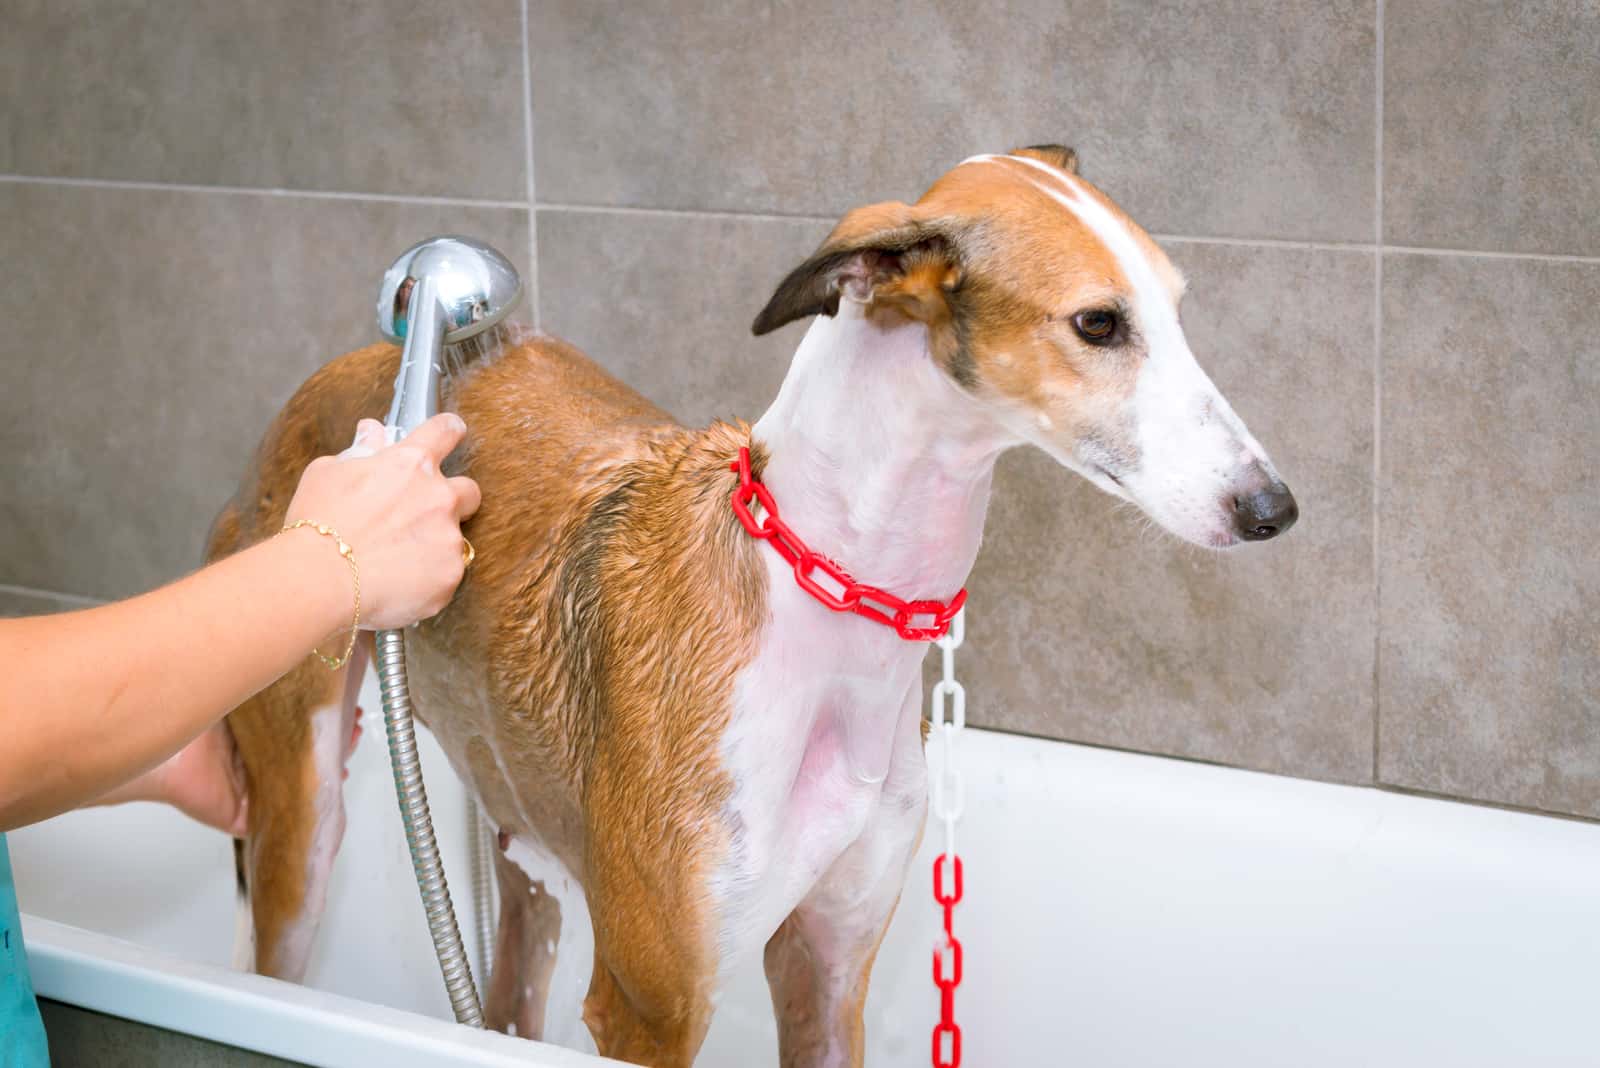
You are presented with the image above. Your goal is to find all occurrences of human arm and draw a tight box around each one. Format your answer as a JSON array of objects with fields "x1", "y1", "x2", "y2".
[{"x1": 0, "y1": 414, "x2": 480, "y2": 832}]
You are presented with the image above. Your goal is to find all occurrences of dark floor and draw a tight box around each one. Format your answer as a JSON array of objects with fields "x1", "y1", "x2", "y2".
[{"x1": 39, "y1": 1000, "x2": 307, "y2": 1068}]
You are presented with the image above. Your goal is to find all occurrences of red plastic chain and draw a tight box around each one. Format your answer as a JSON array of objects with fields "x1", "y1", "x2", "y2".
[
  {"x1": 932, "y1": 853, "x2": 964, "y2": 1067},
  {"x1": 729, "y1": 447, "x2": 967, "y2": 641}
]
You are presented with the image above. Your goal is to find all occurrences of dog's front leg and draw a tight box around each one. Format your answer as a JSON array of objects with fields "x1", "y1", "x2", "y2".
[
  {"x1": 764, "y1": 688, "x2": 928, "y2": 1068},
  {"x1": 579, "y1": 771, "x2": 721, "y2": 1066}
]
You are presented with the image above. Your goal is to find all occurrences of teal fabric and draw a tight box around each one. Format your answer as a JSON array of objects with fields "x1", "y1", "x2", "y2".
[{"x1": 0, "y1": 836, "x2": 49, "y2": 1066}]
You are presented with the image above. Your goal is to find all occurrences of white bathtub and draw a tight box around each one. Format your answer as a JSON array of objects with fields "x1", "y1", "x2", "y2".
[{"x1": 12, "y1": 670, "x2": 1600, "y2": 1066}]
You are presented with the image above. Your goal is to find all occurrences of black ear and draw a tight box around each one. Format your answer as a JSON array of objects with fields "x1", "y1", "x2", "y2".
[
  {"x1": 1012, "y1": 144, "x2": 1079, "y2": 174},
  {"x1": 752, "y1": 202, "x2": 948, "y2": 336}
]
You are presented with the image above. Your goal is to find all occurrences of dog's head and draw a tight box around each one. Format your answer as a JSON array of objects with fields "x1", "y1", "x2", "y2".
[{"x1": 753, "y1": 145, "x2": 1296, "y2": 548}]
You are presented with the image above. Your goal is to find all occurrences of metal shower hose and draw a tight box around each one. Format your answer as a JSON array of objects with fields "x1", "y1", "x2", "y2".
[{"x1": 376, "y1": 627, "x2": 485, "y2": 1027}]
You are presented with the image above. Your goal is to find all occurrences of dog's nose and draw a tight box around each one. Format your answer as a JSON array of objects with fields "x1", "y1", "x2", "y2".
[{"x1": 1231, "y1": 482, "x2": 1298, "y2": 541}]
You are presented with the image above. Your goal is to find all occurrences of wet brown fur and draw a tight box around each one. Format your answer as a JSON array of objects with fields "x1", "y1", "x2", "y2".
[{"x1": 211, "y1": 337, "x2": 769, "y2": 1064}]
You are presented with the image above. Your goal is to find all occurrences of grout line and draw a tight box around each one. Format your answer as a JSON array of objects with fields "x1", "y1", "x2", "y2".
[
  {"x1": 535, "y1": 201, "x2": 837, "y2": 225},
  {"x1": 1380, "y1": 243, "x2": 1600, "y2": 265},
  {"x1": 3, "y1": 173, "x2": 1595, "y2": 263},
  {"x1": 1370, "y1": 781, "x2": 1600, "y2": 828},
  {"x1": 519, "y1": 0, "x2": 541, "y2": 331},
  {"x1": 0, "y1": 173, "x2": 528, "y2": 211},
  {"x1": 973, "y1": 722, "x2": 1600, "y2": 826},
  {"x1": 0, "y1": 583, "x2": 104, "y2": 609},
  {"x1": 536, "y1": 207, "x2": 1600, "y2": 262},
  {"x1": 1152, "y1": 233, "x2": 1376, "y2": 254},
  {"x1": 1372, "y1": 0, "x2": 1385, "y2": 783},
  {"x1": 1159, "y1": 232, "x2": 1600, "y2": 264},
  {"x1": 1375, "y1": 0, "x2": 1386, "y2": 250}
]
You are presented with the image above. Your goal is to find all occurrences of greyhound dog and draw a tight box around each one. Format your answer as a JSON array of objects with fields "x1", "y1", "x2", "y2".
[{"x1": 211, "y1": 145, "x2": 1296, "y2": 1066}]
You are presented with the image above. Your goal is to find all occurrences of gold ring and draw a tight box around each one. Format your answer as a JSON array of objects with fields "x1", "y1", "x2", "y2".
[{"x1": 461, "y1": 536, "x2": 476, "y2": 568}]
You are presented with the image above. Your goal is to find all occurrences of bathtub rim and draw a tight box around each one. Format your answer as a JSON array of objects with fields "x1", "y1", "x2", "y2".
[{"x1": 21, "y1": 914, "x2": 623, "y2": 1067}]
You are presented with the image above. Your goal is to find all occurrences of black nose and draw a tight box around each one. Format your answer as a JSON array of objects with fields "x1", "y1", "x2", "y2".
[{"x1": 1232, "y1": 483, "x2": 1298, "y2": 541}]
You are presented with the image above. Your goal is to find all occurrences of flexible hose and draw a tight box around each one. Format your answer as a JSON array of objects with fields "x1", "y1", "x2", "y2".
[
  {"x1": 375, "y1": 627, "x2": 485, "y2": 1028},
  {"x1": 467, "y1": 799, "x2": 497, "y2": 980}
]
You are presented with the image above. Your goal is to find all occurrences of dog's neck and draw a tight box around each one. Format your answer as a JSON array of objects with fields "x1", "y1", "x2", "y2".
[{"x1": 751, "y1": 300, "x2": 1013, "y2": 604}]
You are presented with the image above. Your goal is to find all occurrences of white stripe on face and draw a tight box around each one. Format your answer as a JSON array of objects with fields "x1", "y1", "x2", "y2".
[
  {"x1": 970, "y1": 153, "x2": 1277, "y2": 545},
  {"x1": 998, "y1": 153, "x2": 1186, "y2": 355}
]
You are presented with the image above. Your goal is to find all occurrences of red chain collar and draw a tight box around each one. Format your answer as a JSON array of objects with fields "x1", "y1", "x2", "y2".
[
  {"x1": 933, "y1": 853, "x2": 964, "y2": 1067},
  {"x1": 729, "y1": 447, "x2": 967, "y2": 641}
]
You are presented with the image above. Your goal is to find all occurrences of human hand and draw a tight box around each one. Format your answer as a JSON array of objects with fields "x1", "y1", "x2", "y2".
[
  {"x1": 284, "y1": 413, "x2": 482, "y2": 629},
  {"x1": 89, "y1": 720, "x2": 249, "y2": 836}
]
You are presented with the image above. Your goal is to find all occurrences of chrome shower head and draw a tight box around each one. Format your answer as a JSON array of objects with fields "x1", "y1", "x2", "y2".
[
  {"x1": 376, "y1": 236, "x2": 521, "y2": 436},
  {"x1": 377, "y1": 236, "x2": 522, "y2": 346}
]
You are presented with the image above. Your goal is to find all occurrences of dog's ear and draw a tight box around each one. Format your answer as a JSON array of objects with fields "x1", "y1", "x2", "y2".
[
  {"x1": 1011, "y1": 143, "x2": 1079, "y2": 174},
  {"x1": 752, "y1": 202, "x2": 960, "y2": 336}
]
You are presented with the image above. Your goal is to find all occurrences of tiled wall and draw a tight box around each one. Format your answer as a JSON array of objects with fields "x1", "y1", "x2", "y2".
[{"x1": 2, "y1": 2, "x2": 1594, "y2": 822}]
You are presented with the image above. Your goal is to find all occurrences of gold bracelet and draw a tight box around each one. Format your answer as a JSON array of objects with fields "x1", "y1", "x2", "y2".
[{"x1": 278, "y1": 520, "x2": 361, "y2": 670}]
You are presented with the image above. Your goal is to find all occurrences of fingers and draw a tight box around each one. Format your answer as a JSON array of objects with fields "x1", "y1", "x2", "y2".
[
  {"x1": 449, "y1": 475, "x2": 482, "y2": 520},
  {"x1": 339, "y1": 418, "x2": 388, "y2": 460},
  {"x1": 354, "y1": 417, "x2": 386, "y2": 447},
  {"x1": 401, "y1": 412, "x2": 468, "y2": 465}
]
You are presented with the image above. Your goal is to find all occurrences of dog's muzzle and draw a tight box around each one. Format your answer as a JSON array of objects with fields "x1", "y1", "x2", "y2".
[{"x1": 1231, "y1": 479, "x2": 1299, "y2": 541}]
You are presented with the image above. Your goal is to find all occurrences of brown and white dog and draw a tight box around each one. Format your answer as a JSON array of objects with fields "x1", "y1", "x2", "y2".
[{"x1": 210, "y1": 146, "x2": 1296, "y2": 1067}]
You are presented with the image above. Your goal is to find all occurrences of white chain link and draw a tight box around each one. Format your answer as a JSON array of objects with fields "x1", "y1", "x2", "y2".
[{"x1": 929, "y1": 608, "x2": 966, "y2": 863}]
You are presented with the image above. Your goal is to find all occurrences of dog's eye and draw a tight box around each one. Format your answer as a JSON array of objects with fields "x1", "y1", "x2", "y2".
[{"x1": 1072, "y1": 308, "x2": 1121, "y2": 345}]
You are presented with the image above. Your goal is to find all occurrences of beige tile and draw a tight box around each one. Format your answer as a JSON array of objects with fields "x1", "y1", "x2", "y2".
[
  {"x1": 1384, "y1": 2, "x2": 1600, "y2": 256},
  {"x1": 529, "y1": 0, "x2": 1375, "y2": 242},
  {"x1": 535, "y1": 208, "x2": 828, "y2": 426},
  {"x1": 0, "y1": 0, "x2": 525, "y2": 200},
  {"x1": 0, "y1": 182, "x2": 530, "y2": 599},
  {"x1": 1379, "y1": 254, "x2": 1600, "y2": 819},
  {"x1": 946, "y1": 244, "x2": 1376, "y2": 783}
]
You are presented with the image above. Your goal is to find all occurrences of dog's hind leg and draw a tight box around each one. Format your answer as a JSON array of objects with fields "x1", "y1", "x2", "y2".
[
  {"x1": 484, "y1": 845, "x2": 563, "y2": 1040},
  {"x1": 229, "y1": 639, "x2": 367, "y2": 980}
]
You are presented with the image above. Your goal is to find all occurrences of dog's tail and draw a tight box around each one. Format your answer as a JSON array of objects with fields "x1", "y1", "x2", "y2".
[{"x1": 231, "y1": 838, "x2": 255, "y2": 972}]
